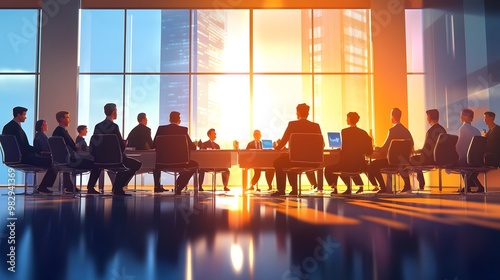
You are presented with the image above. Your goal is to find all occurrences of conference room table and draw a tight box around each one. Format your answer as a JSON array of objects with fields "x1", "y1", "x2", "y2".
[{"x1": 121, "y1": 149, "x2": 340, "y2": 193}]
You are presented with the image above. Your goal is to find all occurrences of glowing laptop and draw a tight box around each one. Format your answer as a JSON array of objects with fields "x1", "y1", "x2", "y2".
[
  {"x1": 261, "y1": 139, "x2": 274, "y2": 150},
  {"x1": 327, "y1": 132, "x2": 342, "y2": 149}
]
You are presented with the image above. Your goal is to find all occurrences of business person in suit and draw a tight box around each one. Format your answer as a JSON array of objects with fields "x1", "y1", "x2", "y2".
[
  {"x1": 52, "y1": 111, "x2": 94, "y2": 192},
  {"x1": 34, "y1": 119, "x2": 50, "y2": 155},
  {"x1": 271, "y1": 103, "x2": 324, "y2": 196},
  {"x1": 409, "y1": 109, "x2": 446, "y2": 189},
  {"x1": 2, "y1": 106, "x2": 56, "y2": 193},
  {"x1": 246, "y1": 129, "x2": 274, "y2": 191},
  {"x1": 87, "y1": 103, "x2": 142, "y2": 195},
  {"x1": 152, "y1": 111, "x2": 198, "y2": 194},
  {"x1": 324, "y1": 112, "x2": 372, "y2": 195},
  {"x1": 75, "y1": 125, "x2": 89, "y2": 152},
  {"x1": 456, "y1": 108, "x2": 483, "y2": 193},
  {"x1": 198, "y1": 128, "x2": 230, "y2": 192},
  {"x1": 368, "y1": 108, "x2": 414, "y2": 194},
  {"x1": 484, "y1": 111, "x2": 500, "y2": 167},
  {"x1": 126, "y1": 112, "x2": 154, "y2": 150}
]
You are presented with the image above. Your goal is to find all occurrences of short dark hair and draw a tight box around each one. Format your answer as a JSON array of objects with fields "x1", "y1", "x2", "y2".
[
  {"x1": 207, "y1": 128, "x2": 215, "y2": 137},
  {"x1": 485, "y1": 111, "x2": 496, "y2": 119},
  {"x1": 13, "y1": 106, "x2": 27, "y2": 118},
  {"x1": 137, "y1": 112, "x2": 146, "y2": 123},
  {"x1": 77, "y1": 125, "x2": 87, "y2": 133},
  {"x1": 169, "y1": 111, "x2": 180, "y2": 123},
  {"x1": 461, "y1": 108, "x2": 474, "y2": 119},
  {"x1": 347, "y1": 112, "x2": 360, "y2": 124},
  {"x1": 392, "y1": 108, "x2": 402, "y2": 122},
  {"x1": 104, "y1": 103, "x2": 117, "y2": 116},
  {"x1": 55, "y1": 111, "x2": 69, "y2": 123},
  {"x1": 35, "y1": 120, "x2": 45, "y2": 132},
  {"x1": 296, "y1": 103, "x2": 310, "y2": 118},
  {"x1": 426, "y1": 109, "x2": 439, "y2": 122}
]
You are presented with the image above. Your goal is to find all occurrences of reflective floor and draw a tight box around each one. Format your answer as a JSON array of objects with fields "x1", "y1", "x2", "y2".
[{"x1": 1, "y1": 186, "x2": 500, "y2": 280}]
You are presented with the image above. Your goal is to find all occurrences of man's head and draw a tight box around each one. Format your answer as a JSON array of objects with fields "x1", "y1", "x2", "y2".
[
  {"x1": 460, "y1": 108, "x2": 474, "y2": 123},
  {"x1": 12, "y1": 106, "x2": 28, "y2": 122},
  {"x1": 77, "y1": 125, "x2": 88, "y2": 136},
  {"x1": 207, "y1": 128, "x2": 216, "y2": 141},
  {"x1": 253, "y1": 129, "x2": 262, "y2": 141},
  {"x1": 104, "y1": 103, "x2": 117, "y2": 120},
  {"x1": 35, "y1": 120, "x2": 47, "y2": 133},
  {"x1": 296, "y1": 103, "x2": 310, "y2": 119},
  {"x1": 484, "y1": 111, "x2": 496, "y2": 126},
  {"x1": 55, "y1": 111, "x2": 70, "y2": 127},
  {"x1": 169, "y1": 111, "x2": 181, "y2": 124},
  {"x1": 391, "y1": 108, "x2": 402, "y2": 124},
  {"x1": 137, "y1": 112, "x2": 147, "y2": 125},
  {"x1": 426, "y1": 109, "x2": 439, "y2": 124},
  {"x1": 346, "y1": 112, "x2": 360, "y2": 126}
]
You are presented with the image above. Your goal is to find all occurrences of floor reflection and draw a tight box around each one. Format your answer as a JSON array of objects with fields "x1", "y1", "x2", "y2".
[{"x1": 1, "y1": 190, "x2": 500, "y2": 279}]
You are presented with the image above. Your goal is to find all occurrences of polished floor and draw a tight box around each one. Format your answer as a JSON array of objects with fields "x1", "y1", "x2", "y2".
[{"x1": 1, "y1": 184, "x2": 500, "y2": 280}]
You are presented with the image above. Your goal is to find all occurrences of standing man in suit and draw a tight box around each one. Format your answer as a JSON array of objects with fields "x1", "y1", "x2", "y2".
[
  {"x1": 410, "y1": 109, "x2": 447, "y2": 189},
  {"x1": 52, "y1": 111, "x2": 94, "y2": 192},
  {"x1": 246, "y1": 129, "x2": 274, "y2": 191},
  {"x1": 324, "y1": 112, "x2": 372, "y2": 195},
  {"x1": 87, "y1": 103, "x2": 142, "y2": 195},
  {"x1": 483, "y1": 111, "x2": 500, "y2": 167},
  {"x1": 456, "y1": 108, "x2": 483, "y2": 192},
  {"x1": 271, "y1": 103, "x2": 324, "y2": 196},
  {"x1": 198, "y1": 128, "x2": 230, "y2": 192},
  {"x1": 152, "y1": 111, "x2": 198, "y2": 194},
  {"x1": 2, "y1": 106, "x2": 56, "y2": 193},
  {"x1": 126, "y1": 112, "x2": 154, "y2": 150},
  {"x1": 368, "y1": 108, "x2": 414, "y2": 194}
]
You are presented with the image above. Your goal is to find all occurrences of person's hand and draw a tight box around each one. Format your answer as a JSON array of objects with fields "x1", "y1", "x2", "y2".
[{"x1": 273, "y1": 139, "x2": 280, "y2": 149}]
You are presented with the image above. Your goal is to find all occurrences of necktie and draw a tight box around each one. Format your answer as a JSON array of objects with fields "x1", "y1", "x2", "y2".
[
  {"x1": 257, "y1": 141, "x2": 261, "y2": 149},
  {"x1": 211, "y1": 141, "x2": 215, "y2": 149}
]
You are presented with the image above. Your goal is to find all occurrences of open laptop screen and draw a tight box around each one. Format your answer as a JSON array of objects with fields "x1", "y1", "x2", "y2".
[
  {"x1": 261, "y1": 139, "x2": 274, "y2": 150},
  {"x1": 327, "y1": 132, "x2": 342, "y2": 148}
]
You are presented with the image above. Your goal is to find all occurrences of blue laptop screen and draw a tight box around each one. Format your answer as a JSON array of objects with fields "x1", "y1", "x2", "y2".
[
  {"x1": 261, "y1": 139, "x2": 273, "y2": 149},
  {"x1": 327, "y1": 132, "x2": 342, "y2": 148}
]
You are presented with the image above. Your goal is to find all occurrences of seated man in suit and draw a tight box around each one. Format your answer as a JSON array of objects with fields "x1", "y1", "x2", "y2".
[
  {"x1": 2, "y1": 106, "x2": 57, "y2": 193},
  {"x1": 368, "y1": 108, "x2": 414, "y2": 194},
  {"x1": 126, "y1": 112, "x2": 154, "y2": 150},
  {"x1": 324, "y1": 112, "x2": 372, "y2": 195},
  {"x1": 75, "y1": 125, "x2": 89, "y2": 152},
  {"x1": 52, "y1": 111, "x2": 94, "y2": 192},
  {"x1": 410, "y1": 109, "x2": 446, "y2": 189},
  {"x1": 87, "y1": 103, "x2": 142, "y2": 195},
  {"x1": 272, "y1": 103, "x2": 324, "y2": 196},
  {"x1": 152, "y1": 111, "x2": 198, "y2": 194},
  {"x1": 484, "y1": 111, "x2": 500, "y2": 167},
  {"x1": 246, "y1": 129, "x2": 274, "y2": 191},
  {"x1": 198, "y1": 128, "x2": 230, "y2": 192}
]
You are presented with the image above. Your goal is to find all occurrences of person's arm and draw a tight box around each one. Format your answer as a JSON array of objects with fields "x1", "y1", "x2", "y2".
[{"x1": 275, "y1": 123, "x2": 291, "y2": 150}]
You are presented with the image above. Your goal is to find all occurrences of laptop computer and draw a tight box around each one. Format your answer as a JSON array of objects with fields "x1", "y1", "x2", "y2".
[
  {"x1": 327, "y1": 132, "x2": 342, "y2": 149},
  {"x1": 261, "y1": 139, "x2": 274, "y2": 150}
]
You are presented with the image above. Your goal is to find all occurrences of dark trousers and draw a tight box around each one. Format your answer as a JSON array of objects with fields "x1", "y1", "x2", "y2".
[
  {"x1": 198, "y1": 168, "x2": 230, "y2": 188},
  {"x1": 22, "y1": 153, "x2": 57, "y2": 190},
  {"x1": 324, "y1": 163, "x2": 364, "y2": 189},
  {"x1": 87, "y1": 156, "x2": 141, "y2": 191},
  {"x1": 152, "y1": 160, "x2": 199, "y2": 190},
  {"x1": 367, "y1": 158, "x2": 411, "y2": 190},
  {"x1": 63, "y1": 154, "x2": 94, "y2": 189},
  {"x1": 250, "y1": 169, "x2": 275, "y2": 188},
  {"x1": 461, "y1": 171, "x2": 484, "y2": 191},
  {"x1": 274, "y1": 155, "x2": 318, "y2": 193}
]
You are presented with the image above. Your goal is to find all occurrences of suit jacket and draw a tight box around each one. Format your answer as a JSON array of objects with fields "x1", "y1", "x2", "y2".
[
  {"x1": 486, "y1": 125, "x2": 500, "y2": 166},
  {"x1": 93, "y1": 118, "x2": 125, "y2": 152},
  {"x1": 127, "y1": 124, "x2": 154, "y2": 150},
  {"x1": 34, "y1": 131, "x2": 50, "y2": 154},
  {"x1": 275, "y1": 119, "x2": 323, "y2": 150},
  {"x1": 341, "y1": 126, "x2": 372, "y2": 171},
  {"x1": 2, "y1": 119, "x2": 36, "y2": 158},
  {"x1": 419, "y1": 123, "x2": 446, "y2": 164},
  {"x1": 379, "y1": 123, "x2": 414, "y2": 157},
  {"x1": 75, "y1": 136, "x2": 88, "y2": 152},
  {"x1": 53, "y1": 126, "x2": 79, "y2": 159},
  {"x1": 200, "y1": 140, "x2": 220, "y2": 150},
  {"x1": 154, "y1": 123, "x2": 196, "y2": 151},
  {"x1": 246, "y1": 140, "x2": 262, "y2": 150}
]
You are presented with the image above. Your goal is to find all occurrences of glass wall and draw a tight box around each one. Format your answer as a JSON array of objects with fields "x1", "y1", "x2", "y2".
[{"x1": 0, "y1": 10, "x2": 40, "y2": 185}]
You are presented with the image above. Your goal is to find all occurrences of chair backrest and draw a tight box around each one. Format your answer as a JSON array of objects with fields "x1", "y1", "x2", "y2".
[
  {"x1": 90, "y1": 134, "x2": 123, "y2": 165},
  {"x1": 467, "y1": 135, "x2": 487, "y2": 166},
  {"x1": 48, "y1": 136, "x2": 70, "y2": 166},
  {"x1": 386, "y1": 139, "x2": 412, "y2": 166},
  {"x1": 0, "y1": 134, "x2": 22, "y2": 164},
  {"x1": 434, "y1": 133, "x2": 459, "y2": 165},
  {"x1": 155, "y1": 135, "x2": 190, "y2": 166},
  {"x1": 288, "y1": 133, "x2": 324, "y2": 164}
]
